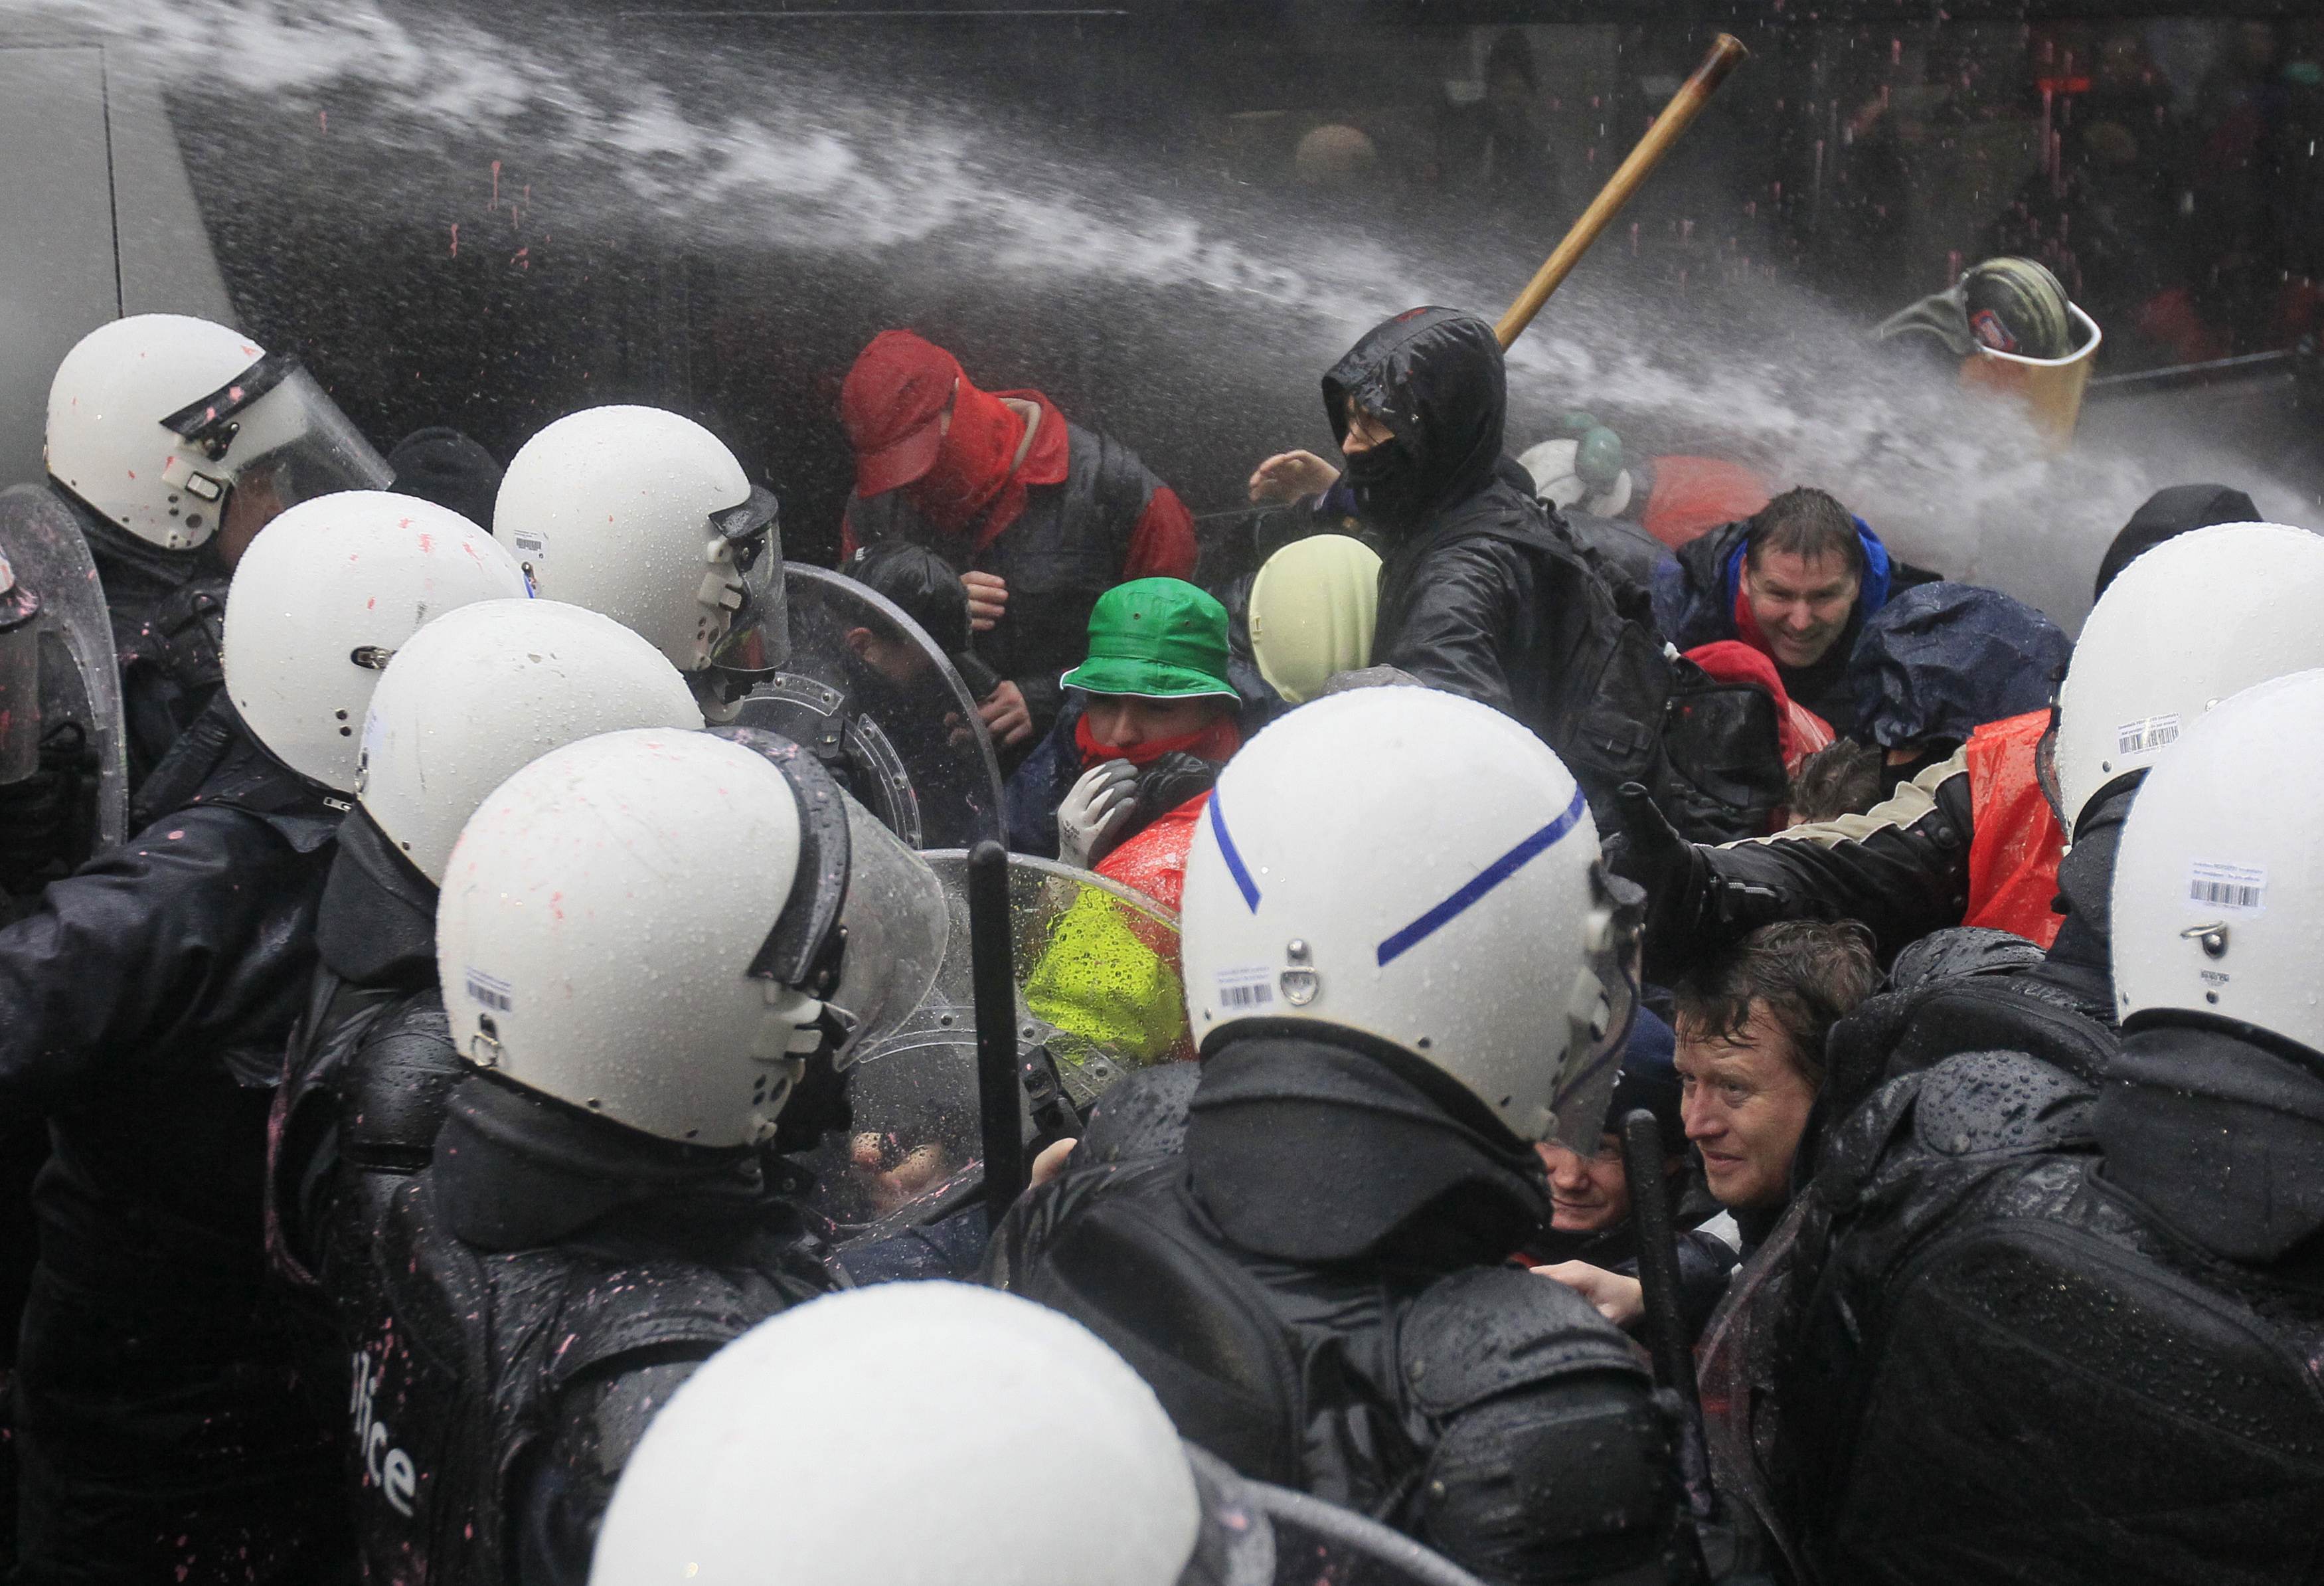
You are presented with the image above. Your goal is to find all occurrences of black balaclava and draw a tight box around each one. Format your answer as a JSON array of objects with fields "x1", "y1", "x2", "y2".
[{"x1": 1320, "y1": 308, "x2": 1508, "y2": 538}]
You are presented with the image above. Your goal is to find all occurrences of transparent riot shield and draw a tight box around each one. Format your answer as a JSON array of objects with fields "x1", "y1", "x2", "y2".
[
  {"x1": 801, "y1": 850, "x2": 1191, "y2": 1240},
  {"x1": 728, "y1": 563, "x2": 1004, "y2": 850},
  {"x1": 0, "y1": 485, "x2": 129, "y2": 898}
]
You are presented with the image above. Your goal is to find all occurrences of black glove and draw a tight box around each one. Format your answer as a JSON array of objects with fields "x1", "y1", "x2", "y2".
[
  {"x1": 1131, "y1": 751, "x2": 1218, "y2": 828},
  {"x1": 1606, "y1": 782, "x2": 1715, "y2": 984}
]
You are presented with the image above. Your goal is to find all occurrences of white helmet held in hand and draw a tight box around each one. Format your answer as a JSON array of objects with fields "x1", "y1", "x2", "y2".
[
  {"x1": 221, "y1": 491, "x2": 527, "y2": 792},
  {"x1": 1180, "y1": 687, "x2": 1641, "y2": 1153},
  {"x1": 2111, "y1": 669, "x2": 2324, "y2": 1056},
  {"x1": 590, "y1": 1282, "x2": 1203, "y2": 1586},
  {"x1": 1248, "y1": 533, "x2": 1381, "y2": 705},
  {"x1": 493, "y1": 406, "x2": 786, "y2": 695},
  {"x1": 2054, "y1": 521, "x2": 2324, "y2": 832},
  {"x1": 1517, "y1": 434, "x2": 1632, "y2": 519},
  {"x1": 46, "y1": 313, "x2": 391, "y2": 552},
  {"x1": 355, "y1": 598, "x2": 703, "y2": 885},
  {"x1": 436, "y1": 728, "x2": 949, "y2": 1148}
]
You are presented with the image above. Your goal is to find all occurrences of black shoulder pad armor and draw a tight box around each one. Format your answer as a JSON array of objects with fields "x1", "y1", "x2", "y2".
[
  {"x1": 1078, "y1": 1063, "x2": 1201, "y2": 1166},
  {"x1": 1399, "y1": 1267, "x2": 1647, "y2": 1418},
  {"x1": 1913, "y1": 1050, "x2": 2095, "y2": 1160},
  {"x1": 341, "y1": 996, "x2": 461, "y2": 1175},
  {"x1": 1402, "y1": 1271, "x2": 1673, "y2": 1583}
]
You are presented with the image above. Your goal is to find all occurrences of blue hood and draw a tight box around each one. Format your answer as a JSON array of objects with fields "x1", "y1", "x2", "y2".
[{"x1": 1718, "y1": 515, "x2": 1893, "y2": 624}]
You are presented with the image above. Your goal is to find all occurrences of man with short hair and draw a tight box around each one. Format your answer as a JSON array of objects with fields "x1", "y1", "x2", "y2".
[
  {"x1": 1528, "y1": 1012, "x2": 1739, "y2": 1340},
  {"x1": 1673, "y1": 921, "x2": 1880, "y2": 1237},
  {"x1": 1545, "y1": 922, "x2": 1876, "y2": 1330},
  {"x1": 1651, "y1": 486, "x2": 1921, "y2": 727}
]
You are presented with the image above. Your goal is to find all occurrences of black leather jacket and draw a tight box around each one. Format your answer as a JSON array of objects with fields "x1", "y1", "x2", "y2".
[{"x1": 0, "y1": 717, "x2": 349, "y2": 1583}]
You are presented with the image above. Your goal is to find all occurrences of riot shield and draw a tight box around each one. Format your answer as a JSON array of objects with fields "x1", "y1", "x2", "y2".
[
  {"x1": 0, "y1": 485, "x2": 128, "y2": 901},
  {"x1": 803, "y1": 850, "x2": 1191, "y2": 1239},
  {"x1": 728, "y1": 563, "x2": 1004, "y2": 850}
]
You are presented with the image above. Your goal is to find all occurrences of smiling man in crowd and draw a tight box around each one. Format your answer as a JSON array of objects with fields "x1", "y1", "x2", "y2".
[
  {"x1": 1671, "y1": 920, "x2": 1880, "y2": 1249},
  {"x1": 1652, "y1": 487, "x2": 1924, "y2": 729}
]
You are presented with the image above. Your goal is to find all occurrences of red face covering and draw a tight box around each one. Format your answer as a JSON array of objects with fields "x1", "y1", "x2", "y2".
[
  {"x1": 1076, "y1": 710, "x2": 1243, "y2": 769},
  {"x1": 905, "y1": 380, "x2": 1026, "y2": 535}
]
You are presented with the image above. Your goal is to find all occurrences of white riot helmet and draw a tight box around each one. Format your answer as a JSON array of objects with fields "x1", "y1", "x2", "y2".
[
  {"x1": 2054, "y1": 521, "x2": 2324, "y2": 832},
  {"x1": 1181, "y1": 687, "x2": 1641, "y2": 1152},
  {"x1": 1517, "y1": 435, "x2": 1632, "y2": 519},
  {"x1": 2111, "y1": 669, "x2": 2324, "y2": 1056},
  {"x1": 493, "y1": 406, "x2": 786, "y2": 698},
  {"x1": 355, "y1": 599, "x2": 703, "y2": 885},
  {"x1": 590, "y1": 1283, "x2": 1203, "y2": 1585},
  {"x1": 46, "y1": 313, "x2": 391, "y2": 552},
  {"x1": 1247, "y1": 533, "x2": 1380, "y2": 705},
  {"x1": 436, "y1": 728, "x2": 948, "y2": 1148},
  {"x1": 221, "y1": 492, "x2": 527, "y2": 792}
]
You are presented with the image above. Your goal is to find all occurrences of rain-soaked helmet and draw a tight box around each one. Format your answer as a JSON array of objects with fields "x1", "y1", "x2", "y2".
[
  {"x1": 435, "y1": 727, "x2": 948, "y2": 1148},
  {"x1": 220, "y1": 491, "x2": 529, "y2": 794},
  {"x1": 46, "y1": 313, "x2": 392, "y2": 553},
  {"x1": 2112, "y1": 669, "x2": 2324, "y2": 1057},
  {"x1": 355, "y1": 598, "x2": 704, "y2": 885},
  {"x1": 1180, "y1": 687, "x2": 1642, "y2": 1154},
  {"x1": 493, "y1": 406, "x2": 788, "y2": 708},
  {"x1": 2050, "y1": 522, "x2": 2324, "y2": 834},
  {"x1": 588, "y1": 1282, "x2": 1491, "y2": 1586}
]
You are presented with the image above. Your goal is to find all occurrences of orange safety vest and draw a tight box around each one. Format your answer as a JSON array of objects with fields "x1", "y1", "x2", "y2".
[
  {"x1": 1094, "y1": 790, "x2": 1207, "y2": 915},
  {"x1": 1963, "y1": 709, "x2": 2068, "y2": 948}
]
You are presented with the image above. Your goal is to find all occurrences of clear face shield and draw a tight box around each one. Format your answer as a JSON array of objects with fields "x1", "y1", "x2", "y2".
[
  {"x1": 821, "y1": 795, "x2": 951, "y2": 1066},
  {"x1": 1544, "y1": 863, "x2": 1647, "y2": 1155},
  {"x1": 730, "y1": 727, "x2": 948, "y2": 1069},
  {"x1": 160, "y1": 353, "x2": 392, "y2": 525},
  {"x1": 701, "y1": 485, "x2": 790, "y2": 701}
]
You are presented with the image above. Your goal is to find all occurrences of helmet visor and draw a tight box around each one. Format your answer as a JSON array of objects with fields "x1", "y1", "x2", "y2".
[
  {"x1": 706, "y1": 485, "x2": 790, "y2": 686},
  {"x1": 823, "y1": 794, "x2": 951, "y2": 1067},
  {"x1": 1545, "y1": 865, "x2": 1646, "y2": 1154},
  {"x1": 164, "y1": 356, "x2": 393, "y2": 515}
]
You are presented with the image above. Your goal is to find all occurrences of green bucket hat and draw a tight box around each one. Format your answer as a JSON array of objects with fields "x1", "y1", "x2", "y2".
[{"x1": 1059, "y1": 578, "x2": 1239, "y2": 701}]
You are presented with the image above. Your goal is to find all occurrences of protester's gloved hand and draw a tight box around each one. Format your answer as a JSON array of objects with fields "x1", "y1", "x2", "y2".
[
  {"x1": 1132, "y1": 751, "x2": 1218, "y2": 829},
  {"x1": 1605, "y1": 782, "x2": 1714, "y2": 982},
  {"x1": 1056, "y1": 760, "x2": 1140, "y2": 869}
]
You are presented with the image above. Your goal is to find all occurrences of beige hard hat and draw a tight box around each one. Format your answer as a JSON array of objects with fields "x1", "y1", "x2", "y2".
[{"x1": 1248, "y1": 533, "x2": 1382, "y2": 705}]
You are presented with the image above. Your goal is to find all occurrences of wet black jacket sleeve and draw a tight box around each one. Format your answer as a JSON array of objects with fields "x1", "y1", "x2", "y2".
[
  {"x1": 1372, "y1": 537, "x2": 1529, "y2": 716},
  {"x1": 514, "y1": 1359, "x2": 706, "y2": 1586},
  {"x1": 1637, "y1": 747, "x2": 1978, "y2": 976},
  {"x1": 0, "y1": 807, "x2": 324, "y2": 1107}
]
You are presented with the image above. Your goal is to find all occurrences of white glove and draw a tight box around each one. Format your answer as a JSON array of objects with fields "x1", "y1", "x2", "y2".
[{"x1": 1056, "y1": 759, "x2": 1140, "y2": 869}]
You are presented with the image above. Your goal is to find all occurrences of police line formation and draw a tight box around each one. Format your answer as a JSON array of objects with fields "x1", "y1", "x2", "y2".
[{"x1": 0, "y1": 288, "x2": 2317, "y2": 1586}]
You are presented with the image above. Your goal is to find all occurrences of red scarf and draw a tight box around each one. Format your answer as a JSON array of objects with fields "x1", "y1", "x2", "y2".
[
  {"x1": 1075, "y1": 711, "x2": 1242, "y2": 769},
  {"x1": 905, "y1": 380, "x2": 1026, "y2": 536}
]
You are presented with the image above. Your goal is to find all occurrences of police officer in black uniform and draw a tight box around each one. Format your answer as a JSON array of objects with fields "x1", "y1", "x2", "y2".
[
  {"x1": 1702, "y1": 672, "x2": 2324, "y2": 1584},
  {"x1": 270, "y1": 598, "x2": 703, "y2": 1326},
  {"x1": 0, "y1": 490, "x2": 524, "y2": 1584},
  {"x1": 341, "y1": 724, "x2": 954, "y2": 1583},
  {"x1": 986, "y1": 687, "x2": 1681, "y2": 1583},
  {"x1": 35, "y1": 313, "x2": 393, "y2": 805}
]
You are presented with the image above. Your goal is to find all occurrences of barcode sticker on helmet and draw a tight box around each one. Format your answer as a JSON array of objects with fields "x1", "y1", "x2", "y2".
[
  {"x1": 2114, "y1": 715, "x2": 2181, "y2": 757},
  {"x1": 465, "y1": 967, "x2": 515, "y2": 1012},
  {"x1": 509, "y1": 529, "x2": 548, "y2": 561},
  {"x1": 2187, "y1": 861, "x2": 2266, "y2": 914},
  {"x1": 1214, "y1": 966, "x2": 1276, "y2": 1012}
]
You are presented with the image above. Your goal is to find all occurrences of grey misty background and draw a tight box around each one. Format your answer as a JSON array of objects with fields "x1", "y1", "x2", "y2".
[{"x1": 20, "y1": 0, "x2": 2324, "y2": 630}]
